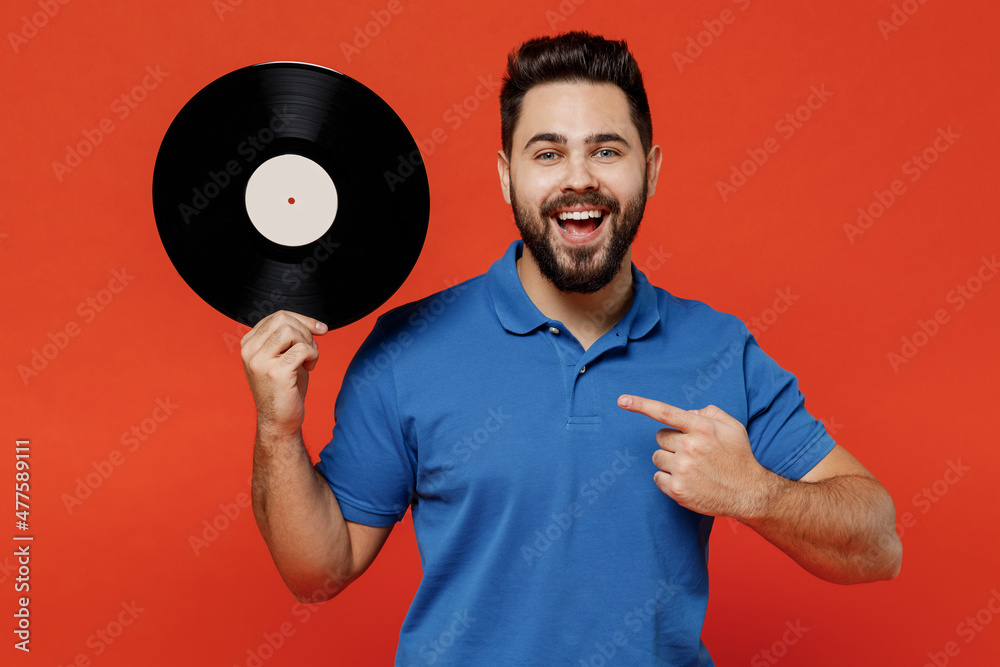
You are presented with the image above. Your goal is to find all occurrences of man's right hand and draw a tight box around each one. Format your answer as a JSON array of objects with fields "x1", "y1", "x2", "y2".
[
  {"x1": 240, "y1": 310, "x2": 390, "y2": 602},
  {"x1": 240, "y1": 310, "x2": 329, "y2": 438}
]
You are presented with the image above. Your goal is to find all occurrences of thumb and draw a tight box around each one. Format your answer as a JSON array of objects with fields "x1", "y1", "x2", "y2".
[{"x1": 694, "y1": 404, "x2": 742, "y2": 428}]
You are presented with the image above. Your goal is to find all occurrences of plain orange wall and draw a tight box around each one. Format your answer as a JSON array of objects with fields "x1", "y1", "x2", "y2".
[{"x1": 3, "y1": 0, "x2": 999, "y2": 665}]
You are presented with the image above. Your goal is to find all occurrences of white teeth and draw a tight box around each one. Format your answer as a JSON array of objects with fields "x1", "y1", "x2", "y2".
[{"x1": 556, "y1": 210, "x2": 602, "y2": 220}]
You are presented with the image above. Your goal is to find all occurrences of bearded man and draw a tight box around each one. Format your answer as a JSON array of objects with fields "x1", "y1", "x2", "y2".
[{"x1": 240, "y1": 31, "x2": 901, "y2": 666}]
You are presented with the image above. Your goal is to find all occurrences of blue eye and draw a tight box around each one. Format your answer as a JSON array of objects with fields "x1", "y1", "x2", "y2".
[
  {"x1": 595, "y1": 149, "x2": 619, "y2": 158},
  {"x1": 537, "y1": 151, "x2": 559, "y2": 161}
]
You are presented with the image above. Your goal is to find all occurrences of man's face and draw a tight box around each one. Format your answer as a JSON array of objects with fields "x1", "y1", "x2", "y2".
[{"x1": 498, "y1": 81, "x2": 661, "y2": 293}]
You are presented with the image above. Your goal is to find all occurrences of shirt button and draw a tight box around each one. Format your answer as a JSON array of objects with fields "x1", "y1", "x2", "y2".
[
  {"x1": 548, "y1": 326, "x2": 560, "y2": 335},
  {"x1": 579, "y1": 366, "x2": 586, "y2": 374}
]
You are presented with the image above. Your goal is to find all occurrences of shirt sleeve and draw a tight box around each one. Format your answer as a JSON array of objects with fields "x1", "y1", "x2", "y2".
[
  {"x1": 742, "y1": 331, "x2": 836, "y2": 481},
  {"x1": 314, "y1": 317, "x2": 415, "y2": 526}
]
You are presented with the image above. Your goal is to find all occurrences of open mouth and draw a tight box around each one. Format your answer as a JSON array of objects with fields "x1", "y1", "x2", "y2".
[{"x1": 552, "y1": 208, "x2": 607, "y2": 237}]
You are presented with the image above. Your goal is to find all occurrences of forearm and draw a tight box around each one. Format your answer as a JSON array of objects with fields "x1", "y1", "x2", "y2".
[
  {"x1": 740, "y1": 473, "x2": 903, "y2": 585},
  {"x1": 251, "y1": 424, "x2": 354, "y2": 600}
]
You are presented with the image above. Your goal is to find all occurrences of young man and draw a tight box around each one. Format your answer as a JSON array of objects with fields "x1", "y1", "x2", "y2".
[{"x1": 240, "y1": 32, "x2": 901, "y2": 666}]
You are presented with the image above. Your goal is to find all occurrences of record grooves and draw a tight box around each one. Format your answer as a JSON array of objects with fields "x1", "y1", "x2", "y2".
[{"x1": 152, "y1": 62, "x2": 430, "y2": 328}]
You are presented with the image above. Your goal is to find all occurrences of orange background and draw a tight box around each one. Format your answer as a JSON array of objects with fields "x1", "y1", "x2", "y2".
[{"x1": 3, "y1": 0, "x2": 999, "y2": 665}]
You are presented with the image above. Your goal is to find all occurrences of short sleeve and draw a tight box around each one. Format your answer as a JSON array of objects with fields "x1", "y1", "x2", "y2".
[
  {"x1": 314, "y1": 318, "x2": 415, "y2": 526},
  {"x1": 742, "y1": 332, "x2": 836, "y2": 481}
]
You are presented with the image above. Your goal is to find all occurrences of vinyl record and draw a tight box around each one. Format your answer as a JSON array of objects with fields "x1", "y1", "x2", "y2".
[{"x1": 152, "y1": 61, "x2": 429, "y2": 328}]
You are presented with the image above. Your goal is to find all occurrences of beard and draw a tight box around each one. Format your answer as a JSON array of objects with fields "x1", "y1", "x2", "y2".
[{"x1": 510, "y1": 180, "x2": 647, "y2": 294}]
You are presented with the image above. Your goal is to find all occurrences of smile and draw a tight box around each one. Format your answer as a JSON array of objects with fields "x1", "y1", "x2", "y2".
[{"x1": 550, "y1": 207, "x2": 609, "y2": 243}]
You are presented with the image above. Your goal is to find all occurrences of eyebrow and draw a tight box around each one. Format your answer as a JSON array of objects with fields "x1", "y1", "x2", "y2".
[
  {"x1": 587, "y1": 133, "x2": 630, "y2": 147},
  {"x1": 523, "y1": 132, "x2": 631, "y2": 151}
]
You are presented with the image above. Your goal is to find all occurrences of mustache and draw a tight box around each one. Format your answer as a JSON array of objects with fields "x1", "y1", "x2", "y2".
[{"x1": 539, "y1": 192, "x2": 621, "y2": 218}]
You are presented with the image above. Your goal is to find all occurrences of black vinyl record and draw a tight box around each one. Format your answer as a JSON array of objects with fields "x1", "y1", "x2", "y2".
[{"x1": 152, "y1": 61, "x2": 429, "y2": 328}]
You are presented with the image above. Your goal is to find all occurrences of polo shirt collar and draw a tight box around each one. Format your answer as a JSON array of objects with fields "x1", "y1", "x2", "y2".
[{"x1": 486, "y1": 240, "x2": 660, "y2": 340}]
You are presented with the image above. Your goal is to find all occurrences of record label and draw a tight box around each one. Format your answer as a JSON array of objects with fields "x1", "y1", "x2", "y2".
[{"x1": 245, "y1": 154, "x2": 338, "y2": 247}]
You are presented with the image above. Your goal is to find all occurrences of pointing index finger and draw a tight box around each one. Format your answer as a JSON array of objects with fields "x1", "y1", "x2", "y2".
[{"x1": 618, "y1": 394, "x2": 696, "y2": 432}]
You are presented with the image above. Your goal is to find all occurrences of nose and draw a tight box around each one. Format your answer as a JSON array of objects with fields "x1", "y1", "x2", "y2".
[{"x1": 560, "y1": 153, "x2": 598, "y2": 193}]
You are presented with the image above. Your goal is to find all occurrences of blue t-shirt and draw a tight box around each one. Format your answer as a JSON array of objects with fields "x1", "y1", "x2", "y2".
[{"x1": 315, "y1": 240, "x2": 836, "y2": 666}]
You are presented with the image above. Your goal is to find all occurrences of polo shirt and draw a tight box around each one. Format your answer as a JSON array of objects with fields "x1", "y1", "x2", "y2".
[{"x1": 315, "y1": 239, "x2": 836, "y2": 666}]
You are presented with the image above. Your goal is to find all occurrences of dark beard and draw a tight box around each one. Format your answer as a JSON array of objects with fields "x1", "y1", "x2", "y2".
[{"x1": 511, "y1": 182, "x2": 647, "y2": 294}]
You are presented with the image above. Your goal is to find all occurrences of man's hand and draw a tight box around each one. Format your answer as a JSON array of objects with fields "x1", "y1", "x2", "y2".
[
  {"x1": 617, "y1": 394, "x2": 775, "y2": 520},
  {"x1": 240, "y1": 311, "x2": 392, "y2": 599},
  {"x1": 240, "y1": 311, "x2": 328, "y2": 439},
  {"x1": 619, "y1": 394, "x2": 902, "y2": 583}
]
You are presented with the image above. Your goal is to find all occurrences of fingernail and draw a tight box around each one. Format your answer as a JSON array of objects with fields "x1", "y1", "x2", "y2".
[
  {"x1": 315, "y1": 321, "x2": 328, "y2": 333},
  {"x1": 618, "y1": 395, "x2": 632, "y2": 408}
]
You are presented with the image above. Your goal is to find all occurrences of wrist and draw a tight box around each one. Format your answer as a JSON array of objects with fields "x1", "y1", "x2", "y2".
[
  {"x1": 255, "y1": 418, "x2": 303, "y2": 446},
  {"x1": 739, "y1": 467, "x2": 789, "y2": 527}
]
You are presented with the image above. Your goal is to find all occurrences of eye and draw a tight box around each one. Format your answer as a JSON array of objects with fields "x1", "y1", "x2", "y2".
[
  {"x1": 536, "y1": 151, "x2": 560, "y2": 161},
  {"x1": 594, "y1": 148, "x2": 620, "y2": 159}
]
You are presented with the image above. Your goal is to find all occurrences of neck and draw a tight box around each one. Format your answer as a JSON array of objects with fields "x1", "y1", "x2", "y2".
[{"x1": 516, "y1": 243, "x2": 635, "y2": 345}]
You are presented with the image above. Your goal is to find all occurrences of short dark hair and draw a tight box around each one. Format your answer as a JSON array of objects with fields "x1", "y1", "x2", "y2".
[{"x1": 499, "y1": 31, "x2": 652, "y2": 158}]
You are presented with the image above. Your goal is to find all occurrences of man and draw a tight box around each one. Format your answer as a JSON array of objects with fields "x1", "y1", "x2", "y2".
[{"x1": 240, "y1": 32, "x2": 901, "y2": 666}]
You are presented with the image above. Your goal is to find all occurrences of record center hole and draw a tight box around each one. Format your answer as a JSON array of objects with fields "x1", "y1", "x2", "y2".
[{"x1": 288, "y1": 197, "x2": 295, "y2": 205}]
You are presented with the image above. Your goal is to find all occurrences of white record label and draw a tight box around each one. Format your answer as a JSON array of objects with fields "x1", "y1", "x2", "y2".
[{"x1": 245, "y1": 154, "x2": 338, "y2": 247}]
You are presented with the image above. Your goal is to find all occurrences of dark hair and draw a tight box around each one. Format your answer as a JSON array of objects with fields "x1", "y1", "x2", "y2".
[{"x1": 499, "y1": 31, "x2": 652, "y2": 158}]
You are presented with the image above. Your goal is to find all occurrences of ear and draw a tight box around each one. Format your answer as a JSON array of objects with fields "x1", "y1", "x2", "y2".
[
  {"x1": 497, "y1": 149, "x2": 512, "y2": 205},
  {"x1": 645, "y1": 144, "x2": 663, "y2": 198}
]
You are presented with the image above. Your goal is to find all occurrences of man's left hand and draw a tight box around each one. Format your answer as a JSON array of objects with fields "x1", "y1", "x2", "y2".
[{"x1": 617, "y1": 394, "x2": 775, "y2": 520}]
